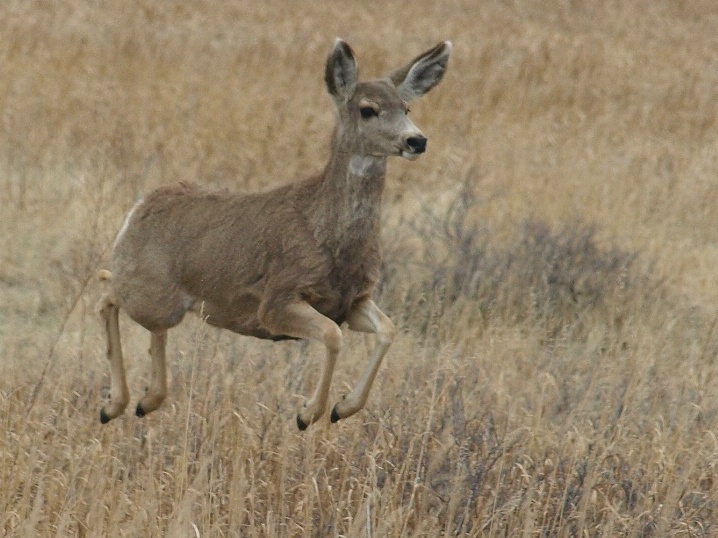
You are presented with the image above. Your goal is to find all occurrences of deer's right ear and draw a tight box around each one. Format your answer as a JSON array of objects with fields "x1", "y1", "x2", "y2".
[{"x1": 325, "y1": 39, "x2": 358, "y2": 103}]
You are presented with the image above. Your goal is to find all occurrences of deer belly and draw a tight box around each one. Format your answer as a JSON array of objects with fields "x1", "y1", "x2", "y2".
[{"x1": 189, "y1": 293, "x2": 256, "y2": 332}]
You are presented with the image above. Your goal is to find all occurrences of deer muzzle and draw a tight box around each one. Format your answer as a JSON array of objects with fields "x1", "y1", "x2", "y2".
[{"x1": 401, "y1": 135, "x2": 428, "y2": 160}]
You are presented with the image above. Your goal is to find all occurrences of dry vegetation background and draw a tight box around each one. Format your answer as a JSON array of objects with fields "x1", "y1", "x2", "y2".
[{"x1": 2, "y1": 0, "x2": 718, "y2": 536}]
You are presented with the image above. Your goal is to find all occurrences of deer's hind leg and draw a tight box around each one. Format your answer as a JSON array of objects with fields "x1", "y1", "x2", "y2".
[
  {"x1": 116, "y1": 276, "x2": 193, "y2": 419},
  {"x1": 331, "y1": 298, "x2": 395, "y2": 423},
  {"x1": 98, "y1": 284, "x2": 130, "y2": 424},
  {"x1": 135, "y1": 330, "x2": 168, "y2": 417}
]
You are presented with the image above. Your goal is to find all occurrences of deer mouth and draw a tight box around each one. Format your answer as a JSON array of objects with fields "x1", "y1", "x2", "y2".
[{"x1": 401, "y1": 150, "x2": 423, "y2": 161}]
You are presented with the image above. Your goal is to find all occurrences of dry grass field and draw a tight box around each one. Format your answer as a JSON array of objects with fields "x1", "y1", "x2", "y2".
[{"x1": 2, "y1": 0, "x2": 718, "y2": 535}]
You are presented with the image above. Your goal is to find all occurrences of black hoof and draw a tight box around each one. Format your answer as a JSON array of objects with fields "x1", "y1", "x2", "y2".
[
  {"x1": 100, "y1": 409, "x2": 111, "y2": 424},
  {"x1": 297, "y1": 415, "x2": 309, "y2": 431},
  {"x1": 330, "y1": 406, "x2": 342, "y2": 423},
  {"x1": 136, "y1": 404, "x2": 146, "y2": 417}
]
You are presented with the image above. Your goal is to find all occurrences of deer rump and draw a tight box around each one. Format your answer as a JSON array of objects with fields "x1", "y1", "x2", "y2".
[{"x1": 112, "y1": 181, "x2": 381, "y2": 340}]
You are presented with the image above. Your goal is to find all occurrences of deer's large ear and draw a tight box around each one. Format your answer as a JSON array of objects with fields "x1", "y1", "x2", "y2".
[
  {"x1": 325, "y1": 39, "x2": 358, "y2": 103},
  {"x1": 389, "y1": 41, "x2": 452, "y2": 102}
]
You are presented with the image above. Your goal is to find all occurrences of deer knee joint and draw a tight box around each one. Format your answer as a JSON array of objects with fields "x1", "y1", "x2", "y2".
[
  {"x1": 379, "y1": 319, "x2": 396, "y2": 346},
  {"x1": 97, "y1": 293, "x2": 116, "y2": 320},
  {"x1": 325, "y1": 325, "x2": 343, "y2": 355}
]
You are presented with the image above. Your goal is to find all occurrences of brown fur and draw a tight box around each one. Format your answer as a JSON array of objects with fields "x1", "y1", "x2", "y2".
[{"x1": 97, "y1": 39, "x2": 452, "y2": 428}]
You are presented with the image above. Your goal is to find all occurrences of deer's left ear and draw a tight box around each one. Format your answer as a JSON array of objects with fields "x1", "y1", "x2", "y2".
[{"x1": 389, "y1": 41, "x2": 452, "y2": 102}]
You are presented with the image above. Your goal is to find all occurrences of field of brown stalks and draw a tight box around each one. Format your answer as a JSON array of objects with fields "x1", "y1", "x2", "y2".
[{"x1": 2, "y1": 1, "x2": 718, "y2": 536}]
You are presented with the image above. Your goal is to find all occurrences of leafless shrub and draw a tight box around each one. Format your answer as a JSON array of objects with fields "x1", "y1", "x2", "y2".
[{"x1": 380, "y1": 182, "x2": 647, "y2": 340}]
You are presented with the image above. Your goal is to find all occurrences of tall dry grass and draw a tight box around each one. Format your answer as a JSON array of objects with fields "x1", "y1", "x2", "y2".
[{"x1": 2, "y1": 0, "x2": 718, "y2": 536}]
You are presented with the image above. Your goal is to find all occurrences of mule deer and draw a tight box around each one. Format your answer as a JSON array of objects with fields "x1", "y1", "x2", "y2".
[{"x1": 97, "y1": 39, "x2": 452, "y2": 429}]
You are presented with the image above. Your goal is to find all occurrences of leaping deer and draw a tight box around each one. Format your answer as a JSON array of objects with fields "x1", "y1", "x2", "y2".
[{"x1": 97, "y1": 39, "x2": 452, "y2": 429}]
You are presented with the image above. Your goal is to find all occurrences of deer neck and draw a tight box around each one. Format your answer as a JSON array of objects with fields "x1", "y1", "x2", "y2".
[{"x1": 310, "y1": 132, "x2": 387, "y2": 252}]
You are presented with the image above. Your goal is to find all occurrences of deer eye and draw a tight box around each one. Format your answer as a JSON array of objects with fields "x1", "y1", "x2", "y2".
[{"x1": 360, "y1": 106, "x2": 379, "y2": 119}]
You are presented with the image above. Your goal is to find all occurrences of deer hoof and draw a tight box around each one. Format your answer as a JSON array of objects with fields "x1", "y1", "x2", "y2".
[
  {"x1": 296, "y1": 414, "x2": 309, "y2": 431},
  {"x1": 330, "y1": 405, "x2": 342, "y2": 423},
  {"x1": 136, "y1": 403, "x2": 146, "y2": 417},
  {"x1": 100, "y1": 409, "x2": 112, "y2": 424}
]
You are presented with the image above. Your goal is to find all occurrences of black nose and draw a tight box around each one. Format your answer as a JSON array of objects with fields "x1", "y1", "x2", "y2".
[{"x1": 406, "y1": 136, "x2": 427, "y2": 153}]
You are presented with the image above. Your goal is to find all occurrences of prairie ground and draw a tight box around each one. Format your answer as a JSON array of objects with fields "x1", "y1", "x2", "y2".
[{"x1": 2, "y1": 1, "x2": 718, "y2": 536}]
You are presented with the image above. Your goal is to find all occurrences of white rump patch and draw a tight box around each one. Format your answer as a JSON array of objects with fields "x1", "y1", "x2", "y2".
[{"x1": 113, "y1": 200, "x2": 142, "y2": 249}]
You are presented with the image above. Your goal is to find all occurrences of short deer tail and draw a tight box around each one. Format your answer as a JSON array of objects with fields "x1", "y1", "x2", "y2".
[{"x1": 97, "y1": 269, "x2": 113, "y2": 282}]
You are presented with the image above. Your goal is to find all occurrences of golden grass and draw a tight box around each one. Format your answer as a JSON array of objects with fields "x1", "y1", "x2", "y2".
[{"x1": 2, "y1": 0, "x2": 718, "y2": 535}]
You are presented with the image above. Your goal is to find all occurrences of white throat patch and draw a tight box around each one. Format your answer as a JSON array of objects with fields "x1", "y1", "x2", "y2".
[{"x1": 348, "y1": 155, "x2": 383, "y2": 177}]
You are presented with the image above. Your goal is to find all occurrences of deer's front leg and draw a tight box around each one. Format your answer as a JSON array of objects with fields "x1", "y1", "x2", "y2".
[
  {"x1": 331, "y1": 298, "x2": 395, "y2": 423},
  {"x1": 261, "y1": 301, "x2": 342, "y2": 430}
]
